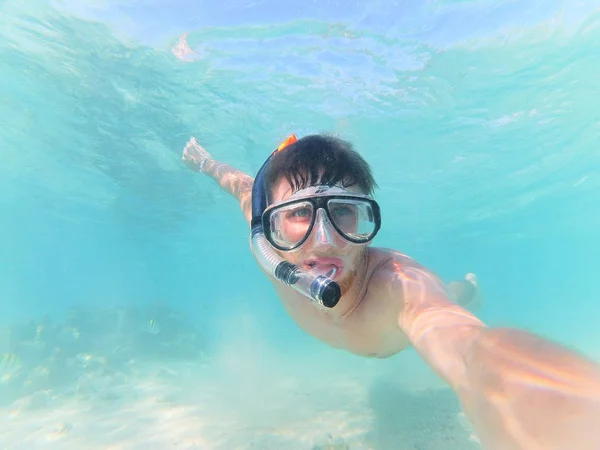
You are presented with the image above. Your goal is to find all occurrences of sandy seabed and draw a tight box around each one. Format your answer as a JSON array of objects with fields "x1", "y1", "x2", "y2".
[
  {"x1": 0, "y1": 307, "x2": 483, "y2": 449},
  {"x1": 1, "y1": 351, "x2": 481, "y2": 450}
]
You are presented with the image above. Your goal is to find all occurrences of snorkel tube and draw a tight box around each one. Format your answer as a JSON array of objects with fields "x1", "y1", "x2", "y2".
[{"x1": 249, "y1": 135, "x2": 341, "y2": 308}]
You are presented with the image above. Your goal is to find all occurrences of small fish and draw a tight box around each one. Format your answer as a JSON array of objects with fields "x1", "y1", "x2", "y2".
[
  {"x1": 76, "y1": 353, "x2": 106, "y2": 368},
  {"x1": 0, "y1": 353, "x2": 20, "y2": 371},
  {"x1": 35, "y1": 325, "x2": 44, "y2": 341},
  {"x1": 146, "y1": 319, "x2": 161, "y2": 335},
  {"x1": 77, "y1": 353, "x2": 92, "y2": 365},
  {"x1": 0, "y1": 353, "x2": 22, "y2": 382}
]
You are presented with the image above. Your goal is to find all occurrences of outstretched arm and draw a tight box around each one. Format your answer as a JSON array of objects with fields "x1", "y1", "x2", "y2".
[
  {"x1": 394, "y1": 264, "x2": 600, "y2": 450},
  {"x1": 182, "y1": 137, "x2": 254, "y2": 224}
]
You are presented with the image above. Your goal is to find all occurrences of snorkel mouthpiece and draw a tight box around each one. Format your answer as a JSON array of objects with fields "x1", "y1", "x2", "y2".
[
  {"x1": 273, "y1": 260, "x2": 299, "y2": 284},
  {"x1": 249, "y1": 134, "x2": 341, "y2": 309},
  {"x1": 310, "y1": 274, "x2": 342, "y2": 308},
  {"x1": 273, "y1": 260, "x2": 340, "y2": 308}
]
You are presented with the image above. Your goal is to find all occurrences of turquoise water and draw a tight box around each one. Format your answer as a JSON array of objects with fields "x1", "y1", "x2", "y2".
[{"x1": 1, "y1": 0, "x2": 600, "y2": 448}]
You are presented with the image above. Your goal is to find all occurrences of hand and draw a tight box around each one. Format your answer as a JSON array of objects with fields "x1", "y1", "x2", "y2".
[
  {"x1": 464, "y1": 272, "x2": 484, "y2": 312},
  {"x1": 182, "y1": 137, "x2": 212, "y2": 171},
  {"x1": 448, "y1": 273, "x2": 483, "y2": 312}
]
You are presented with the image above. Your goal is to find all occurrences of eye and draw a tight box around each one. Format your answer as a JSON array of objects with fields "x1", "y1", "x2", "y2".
[
  {"x1": 331, "y1": 205, "x2": 355, "y2": 218},
  {"x1": 285, "y1": 206, "x2": 312, "y2": 221},
  {"x1": 294, "y1": 208, "x2": 311, "y2": 218}
]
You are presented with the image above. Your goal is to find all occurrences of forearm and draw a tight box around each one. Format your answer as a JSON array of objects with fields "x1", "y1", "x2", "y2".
[
  {"x1": 402, "y1": 295, "x2": 600, "y2": 449},
  {"x1": 458, "y1": 327, "x2": 600, "y2": 450},
  {"x1": 402, "y1": 295, "x2": 485, "y2": 390},
  {"x1": 411, "y1": 315, "x2": 600, "y2": 449},
  {"x1": 397, "y1": 264, "x2": 600, "y2": 448},
  {"x1": 197, "y1": 159, "x2": 253, "y2": 224},
  {"x1": 183, "y1": 138, "x2": 254, "y2": 223},
  {"x1": 200, "y1": 159, "x2": 253, "y2": 204}
]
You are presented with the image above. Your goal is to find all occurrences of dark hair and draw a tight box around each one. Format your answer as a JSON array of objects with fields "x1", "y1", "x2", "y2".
[{"x1": 264, "y1": 134, "x2": 377, "y2": 200}]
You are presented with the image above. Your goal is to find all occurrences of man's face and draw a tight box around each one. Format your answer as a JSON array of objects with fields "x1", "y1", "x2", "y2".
[{"x1": 269, "y1": 176, "x2": 370, "y2": 295}]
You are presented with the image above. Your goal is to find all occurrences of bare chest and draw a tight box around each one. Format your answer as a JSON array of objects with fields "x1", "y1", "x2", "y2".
[{"x1": 274, "y1": 283, "x2": 410, "y2": 358}]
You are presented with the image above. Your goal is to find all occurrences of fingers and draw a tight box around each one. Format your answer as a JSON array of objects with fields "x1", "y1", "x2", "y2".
[
  {"x1": 182, "y1": 137, "x2": 200, "y2": 160},
  {"x1": 465, "y1": 273, "x2": 478, "y2": 287},
  {"x1": 182, "y1": 157, "x2": 202, "y2": 172},
  {"x1": 183, "y1": 137, "x2": 209, "y2": 158},
  {"x1": 184, "y1": 137, "x2": 198, "y2": 153},
  {"x1": 182, "y1": 137, "x2": 212, "y2": 172}
]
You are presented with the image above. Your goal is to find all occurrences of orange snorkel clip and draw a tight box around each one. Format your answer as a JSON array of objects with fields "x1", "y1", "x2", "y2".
[{"x1": 275, "y1": 134, "x2": 298, "y2": 153}]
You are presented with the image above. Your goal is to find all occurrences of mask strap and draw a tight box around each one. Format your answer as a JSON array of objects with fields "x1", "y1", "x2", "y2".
[{"x1": 250, "y1": 134, "x2": 298, "y2": 233}]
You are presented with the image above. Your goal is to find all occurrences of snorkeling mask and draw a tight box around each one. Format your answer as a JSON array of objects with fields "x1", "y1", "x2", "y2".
[{"x1": 262, "y1": 185, "x2": 381, "y2": 252}]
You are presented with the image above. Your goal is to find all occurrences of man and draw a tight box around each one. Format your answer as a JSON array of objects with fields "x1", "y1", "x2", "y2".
[{"x1": 182, "y1": 133, "x2": 600, "y2": 450}]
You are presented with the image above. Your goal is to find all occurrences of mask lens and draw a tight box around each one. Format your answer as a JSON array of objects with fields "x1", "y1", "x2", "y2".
[
  {"x1": 268, "y1": 201, "x2": 314, "y2": 250},
  {"x1": 327, "y1": 199, "x2": 376, "y2": 242}
]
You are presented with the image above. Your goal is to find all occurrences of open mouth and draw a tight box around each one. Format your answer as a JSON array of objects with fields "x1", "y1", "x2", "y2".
[{"x1": 304, "y1": 257, "x2": 343, "y2": 280}]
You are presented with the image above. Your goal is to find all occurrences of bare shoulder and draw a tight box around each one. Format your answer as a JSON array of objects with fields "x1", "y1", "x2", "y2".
[
  {"x1": 368, "y1": 247, "x2": 444, "y2": 285},
  {"x1": 360, "y1": 248, "x2": 421, "y2": 307},
  {"x1": 365, "y1": 247, "x2": 450, "y2": 313},
  {"x1": 368, "y1": 247, "x2": 414, "y2": 271}
]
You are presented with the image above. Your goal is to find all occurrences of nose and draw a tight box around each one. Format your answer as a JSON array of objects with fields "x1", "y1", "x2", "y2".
[{"x1": 312, "y1": 208, "x2": 336, "y2": 246}]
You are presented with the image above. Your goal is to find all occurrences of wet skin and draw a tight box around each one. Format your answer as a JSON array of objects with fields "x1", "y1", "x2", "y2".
[{"x1": 183, "y1": 137, "x2": 600, "y2": 450}]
